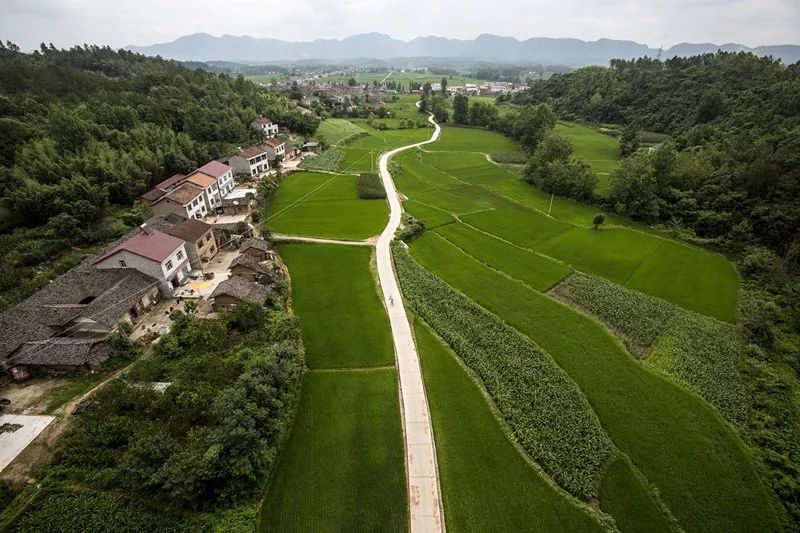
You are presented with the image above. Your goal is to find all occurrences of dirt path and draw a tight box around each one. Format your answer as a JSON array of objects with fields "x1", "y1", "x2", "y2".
[
  {"x1": 270, "y1": 233, "x2": 375, "y2": 246},
  {"x1": 377, "y1": 111, "x2": 445, "y2": 533}
]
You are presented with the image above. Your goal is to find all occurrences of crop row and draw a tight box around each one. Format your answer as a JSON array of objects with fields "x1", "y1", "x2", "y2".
[
  {"x1": 557, "y1": 271, "x2": 748, "y2": 428},
  {"x1": 393, "y1": 243, "x2": 613, "y2": 500},
  {"x1": 298, "y1": 147, "x2": 344, "y2": 172},
  {"x1": 356, "y1": 173, "x2": 386, "y2": 199}
]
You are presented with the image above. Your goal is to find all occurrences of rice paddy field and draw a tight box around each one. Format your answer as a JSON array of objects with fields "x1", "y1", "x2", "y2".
[
  {"x1": 260, "y1": 243, "x2": 406, "y2": 532},
  {"x1": 337, "y1": 125, "x2": 431, "y2": 173},
  {"x1": 265, "y1": 170, "x2": 387, "y2": 240}
]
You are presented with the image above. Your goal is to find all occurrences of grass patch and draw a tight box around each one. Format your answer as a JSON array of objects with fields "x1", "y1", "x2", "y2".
[
  {"x1": 315, "y1": 118, "x2": 368, "y2": 146},
  {"x1": 427, "y1": 126, "x2": 521, "y2": 153},
  {"x1": 356, "y1": 173, "x2": 386, "y2": 199},
  {"x1": 266, "y1": 171, "x2": 387, "y2": 240},
  {"x1": 408, "y1": 232, "x2": 781, "y2": 532},
  {"x1": 259, "y1": 369, "x2": 406, "y2": 532},
  {"x1": 414, "y1": 319, "x2": 606, "y2": 532},
  {"x1": 554, "y1": 271, "x2": 747, "y2": 427},
  {"x1": 277, "y1": 244, "x2": 393, "y2": 369},
  {"x1": 403, "y1": 200, "x2": 455, "y2": 229},
  {"x1": 339, "y1": 126, "x2": 431, "y2": 174},
  {"x1": 394, "y1": 243, "x2": 613, "y2": 500}
]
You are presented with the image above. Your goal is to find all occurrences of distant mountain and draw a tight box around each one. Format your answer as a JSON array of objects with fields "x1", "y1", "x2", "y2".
[{"x1": 125, "y1": 33, "x2": 800, "y2": 66}]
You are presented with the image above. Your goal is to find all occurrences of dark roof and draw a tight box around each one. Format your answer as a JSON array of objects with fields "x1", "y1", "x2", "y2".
[
  {"x1": 167, "y1": 218, "x2": 212, "y2": 242},
  {"x1": 236, "y1": 145, "x2": 270, "y2": 159},
  {"x1": 155, "y1": 173, "x2": 187, "y2": 190},
  {"x1": 211, "y1": 276, "x2": 270, "y2": 304},
  {"x1": 197, "y1": 161, "x2": 232, "y2": 178},
  {"x1": 240, "y1": 237, "x2": 273, "y2": 253},
  {"x1": 253, "y1": 116, "x2": 273, "y2": 125},
  {"x1": 0, "y1": 265, "x2": 158, "y2": 361},
  {"x1": 163, "y1": 182, "x2": 204, "y2": 205},
  {"x1": 14, "y1": 338, "x2": 112, "y2": 367},
  {"x1": 139, "y1": 187, "x2": 167, "y2": 203},
  {"x1": 230, "y1": 255, "x2": 270, "y2": 275},
  {"x1": 95, "y1": 226, "x2": 184, "y2": 264},
  {"x1": 263, "y1": 139, "x2": 285, "y2": 149}
]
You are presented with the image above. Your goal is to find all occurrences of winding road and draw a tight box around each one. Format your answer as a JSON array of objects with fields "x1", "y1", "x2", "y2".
[{"x1": 377, "y1": 111, "x2": 444, "y2": 532}]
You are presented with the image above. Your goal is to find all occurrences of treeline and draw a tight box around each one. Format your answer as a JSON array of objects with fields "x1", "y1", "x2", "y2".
[
  {"x1": 511, "y1": 51, "x2": 800, "y2": 258},
  {"x1": 0, "y1": 43, "x2": 318, "y2": 311}
]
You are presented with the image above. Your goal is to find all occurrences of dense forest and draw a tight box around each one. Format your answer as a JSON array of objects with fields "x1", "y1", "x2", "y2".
[
  {"x1": 0, "y1": 43, "x2": 318, "y2": 311},
  {"x1": 512, "y1": 52, "x2": 800, "y2": 258}
]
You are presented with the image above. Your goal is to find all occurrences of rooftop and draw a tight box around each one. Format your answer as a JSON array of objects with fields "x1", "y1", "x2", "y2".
[
  {"x1": 263, "y1": 139, "x2": 285, "y2": 148},
  {"x1": 236, "y1": 145, "x2": 270, "y2": 159},
  {"x1": 253, "y1": 115, "x2": 273, "y2": 125},
  {"x1": 167, "y1": 218, "x2": 212, "y2": 242},
  {"x1": 210, "y1": 276, "x2": 270, "y2": 304},
  {"x1": 185, "y1": 171, "x2": 216, "y2": 188},
  {"x1": 231, "y1": 254, "x2": 271, "y2": 275},
  {"x1": 95, "y1": 226, "x2": 184, "y2": 264},
  {"x1": 138, "y1": 187, "x2": 167, "y2": 203},
  {"x1": 240, "y1": 237, "x2": 273, "y2": 253},
  {"x1": 154, "y1": 173, "x2": 187, "y2": 191},
  {"x1": 197, "y1": 160, "x2": 232, "y2": 178},
  {"x1": 164, "y1": 182, "x2": 204, "y2": 205}
]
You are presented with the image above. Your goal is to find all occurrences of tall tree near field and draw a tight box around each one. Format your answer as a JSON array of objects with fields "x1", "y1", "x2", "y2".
[
  {"x1": 452, "y1": 94, "x2": 469, "y2": 124},
  {"x1": 441, "y1": 77, "x2": 448, "y2": 97},
  {"x1": 513, "y1": 103, "x2": 556, "y2": 152}
]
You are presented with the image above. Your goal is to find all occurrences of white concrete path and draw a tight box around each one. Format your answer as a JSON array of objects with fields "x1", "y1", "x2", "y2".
[
  {"x1": 377, "y1": 113, "x2": 445, "y2": 533},
  {"x1": 0, "y1": 414, "x2": 54, "y2": 472}
]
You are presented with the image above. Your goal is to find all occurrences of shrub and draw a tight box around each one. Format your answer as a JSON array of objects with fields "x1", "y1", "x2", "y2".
[
  {"x1": 393, "y1": 244, "x2": 613, "y2": 499},
  {"x1": 356, "y1": 173, "x2": 386, "y2": 199},
  {"x1": 489, "y1": 151, "x2": 527, "y2": 164},
  {"x1": 397, "y1": 218, "x2": 426, "y2": 243}
]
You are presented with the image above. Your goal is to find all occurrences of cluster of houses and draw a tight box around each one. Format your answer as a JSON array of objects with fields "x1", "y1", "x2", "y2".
[{"x1": 0, "y1": 117, "x2": 295, "y2": 381}]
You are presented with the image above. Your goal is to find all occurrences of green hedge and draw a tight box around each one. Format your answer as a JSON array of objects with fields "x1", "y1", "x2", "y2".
[
  {"x1": 393, "y1": 243, "x2": 612, "y2": 500},
  {"x1": 556, "y1": 271, "x2": 747, "y2": 428},
  {"x1": 356, "y1": 173, "x2": 386, "y2": 199},
  {"x1": 489, "y1": 152, "x2": 528, "y2": 164}
]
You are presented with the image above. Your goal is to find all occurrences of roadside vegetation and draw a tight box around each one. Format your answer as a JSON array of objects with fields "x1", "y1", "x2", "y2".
[{"x1": 356, "y1": 173, "x2": 386, "y2": 199}]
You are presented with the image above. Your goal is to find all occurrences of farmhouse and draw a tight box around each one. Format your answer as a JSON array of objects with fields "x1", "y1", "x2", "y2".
[
  {"x1": 184, "y1": 171, "x2": 219, "y2": 210},
  {"x1": 221, "y1": 188, "x2": 256, "y2": 216},
  {"x1": 210, "y1": 276, "x2": 270, "y2": 311},
  {"x1": 229, "y1": 255, "x2": 283, "y2": 286},
  {"x1": 159, "y1": 218, "x2": 218, "y2": 270},
  {"x1": 263, "y1": 138, "x2": 286, "y2": 164},
  {"x1": 240, "y1": 237, "x2": 277, "y2": 261},
  {"x1": 94, "y1": 224, "x2": 190, "y2": 294},
  {"x1": 150, "y1": 182, "x2": 207, "y2": 219},
  {"x1": 0, "y1": 262, "x2": 160, "y2": 374},
  {"x1": 196, "y1": 160, "x2": 236, "y2": 202},
  {"x1": 252, "y1": 115, "x2": 279, "y2": 137},
  {"x1": 226, "y1": 145, "x2": 271, "y2": 178}
]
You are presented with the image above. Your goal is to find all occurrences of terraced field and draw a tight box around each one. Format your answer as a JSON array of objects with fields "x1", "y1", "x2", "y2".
[
  {"x1": 265, "y1": 170, "x2": 387, "y2": 240},
  {"x1": 338, "y1": 125, "x2": 431, "y2": 173},
  {"x1": 554, "y1": 122, "x2": 620, "y2": 192},
  {"x1": 261, "y1": 243, "x2": 405, "y2": 531}
]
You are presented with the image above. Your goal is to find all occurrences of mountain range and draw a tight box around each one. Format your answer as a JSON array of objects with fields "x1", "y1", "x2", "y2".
[{"x1": 125, "y1": 33, "x2": 800, "y2": 66}]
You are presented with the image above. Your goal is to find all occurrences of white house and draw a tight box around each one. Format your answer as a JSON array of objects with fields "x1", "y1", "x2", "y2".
[
  {"x1": 94, "y1": 224, "x2": 190, "y2": 294},
  {"x1": 226, "y1": 146, "x2": 271, "y2": 178},
  {"x1": 263, "y1": 139, "x2": 286, "y2": 163},
  {"x1": 251, "y1": 115, "x2": 279, "y2": 137},
  {"x1": 196, "y1": 161, "x2": 235, "y2": 207},
  {"x1": 151, "y1": 182, "x2": 207, "y2": 220}
]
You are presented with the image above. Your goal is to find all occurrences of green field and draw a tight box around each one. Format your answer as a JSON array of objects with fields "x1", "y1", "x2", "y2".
[
  {"x1": 266, "y1": 171, "x2": 387, "y2": 240},
  {"x1": 555, "y1": 122, "x2": 620, "y2": 192},
  {"x1": 277, "y1": 244, "x2": 393, "y2": 369},
  {"x1": 338, "y1": 126, "x2": 431, "y2": 173},
  {"x1": 426, "y1": 126, "x2": 521, "y2": 153},
  {"x1": 414, "y1": 320, "x2": 605, "y2": 532},
  {"x1": 408, "y1": 233, "x2": 780, "y2": 532},
  {"x1": 260, "y1": 369, "x2": 406, "y2": 532},
  {"x1": 316, "y1": 118, "x2": 368, "y2": 146}
]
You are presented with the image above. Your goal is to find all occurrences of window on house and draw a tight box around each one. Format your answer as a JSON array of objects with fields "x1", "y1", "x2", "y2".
[
  {"x1": 206, "y1": 234, "x2": 212, "y2": 242},
  {"x1": 165, "y1": 260, "x2": 174, "y2": 271},
  {"x1": 176, "y1": 250, "x2": 183, "y2": 261},
  {"x1": 118, "y1": 260, "x2": 127, "y2": 268}
]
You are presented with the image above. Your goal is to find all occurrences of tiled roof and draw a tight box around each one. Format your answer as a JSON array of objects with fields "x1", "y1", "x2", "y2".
[
  {"x1": 164, "y1": 182, "x2": 204, "y2": 205},
  {"x1": 138, "y1": 187, "x2": 167, "y2": 203},
  {"x1": 231, "y1": 255, "x2": 270, "y2": 275},
  {"x1": 211, "y1": 276, "x2": 270, "y2": 304},
  {"x1": 95, "y1": 227, "x2": 184, "y2": 264},
  {"x1": 167, "y1": 218, "x2": 211, "y2": 242},
  {"x1": 240, "y1": 237, "x2": 273, "y2": 253},
  {"x1": 236, "y1": 145, "x2": 270, "y2": 159},
  {"x1": 155, "y1": 173, "x2": 187, "y2": 190},
  {"x1": 263, "y1": 139, "x2": 285, "y2": 148},
  {"x1": 14, "y1": 338, "x2": 112, "y2": 366},
  {"x1": 185, "y1": 171, "x2": 216, "y2": 188},
  {"x1": 253, "y1": 116, "x2": 273, "y2": 125},
  {"x1": 197, "y1": 160, "x2": 232, "y2": 178}
]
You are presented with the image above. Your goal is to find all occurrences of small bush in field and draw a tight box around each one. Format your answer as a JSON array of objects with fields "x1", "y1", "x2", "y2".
[{"x1": 356, "y1": 173, "x2": 386, "y2": 199}]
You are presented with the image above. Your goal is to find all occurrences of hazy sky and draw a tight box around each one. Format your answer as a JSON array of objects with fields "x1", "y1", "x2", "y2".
[{"x1": 1, "y1": 0, "x2": 798, "y2": 50}]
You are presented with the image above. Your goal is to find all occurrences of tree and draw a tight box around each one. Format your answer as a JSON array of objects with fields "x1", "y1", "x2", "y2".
[
  {"x1": 593, "y1": 213, "x2": 606, "y2": 229},
  {"x1": 452, "y1": 94, "x2": 469, "y2": 124},
  {"x1": 607, "y1": 151, "x2": 659, "y2": 221},
  {"x1": 431, "y1": 97, "x2": 449, "y2": 123},
  {"x1": 619, "y1": 123, "x2": 640, "y2": 156},
  {"x1": 523, "y1": 134, "x2": 597, "y2": 202},
  {"x1": 440, "y1": 77, "x2": 448, "y2": 97},
  {"x1": 347, "y1": 77, "x2": 357, "y2": 87},
  {"x1": 513, "y1": 103, "x2": 556, "y2": 152}
]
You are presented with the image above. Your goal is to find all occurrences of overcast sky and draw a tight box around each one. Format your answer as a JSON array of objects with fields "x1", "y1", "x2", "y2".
[{"x1": 1, "y1": 0, "x2": 798, "y2": 51}]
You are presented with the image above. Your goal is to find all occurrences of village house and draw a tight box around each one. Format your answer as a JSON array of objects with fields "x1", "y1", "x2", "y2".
[
  {"x1": 161, "y1": 218, "x2": 217, "y2": 269},
  {"x1": 226, "y1": 145, "x2": 270, "y2": 178},
  {"x1": 210, "y1": 276, "x2": 270, "y2": 311},
  {"x1": 0, "y1": 262, "x2": 161, "y2": 375},
  {"x1": 302, "y1": 141, "x2": 321, "y2": 154},
  {"x1": 94, "y1": 224, "x2": 190, "y2": 294},
  {"x1": 196, "y1": 161, "x2": 235, "y2": 203},
  {"x1": 263, "y1": 138, "x2": 286, "y2": 164},
  {"x1": 150, "y1": 182, "x2": 207, "y2": 219},
  {"x1": 240, "y1": 237, "x2": 277, "y2": 262},
  {"x1": 229, "y1": 255, "x2": 280, "y2": 285},
  {"x1": 184, "y1": 171, "x2": 220, "y2": 211},
  {"x1": 251, "y1": 115, "x2": 279, "y2": 137},
  {"x1": 221, "y1": 189, "x2": 256, "y2": 216}
]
